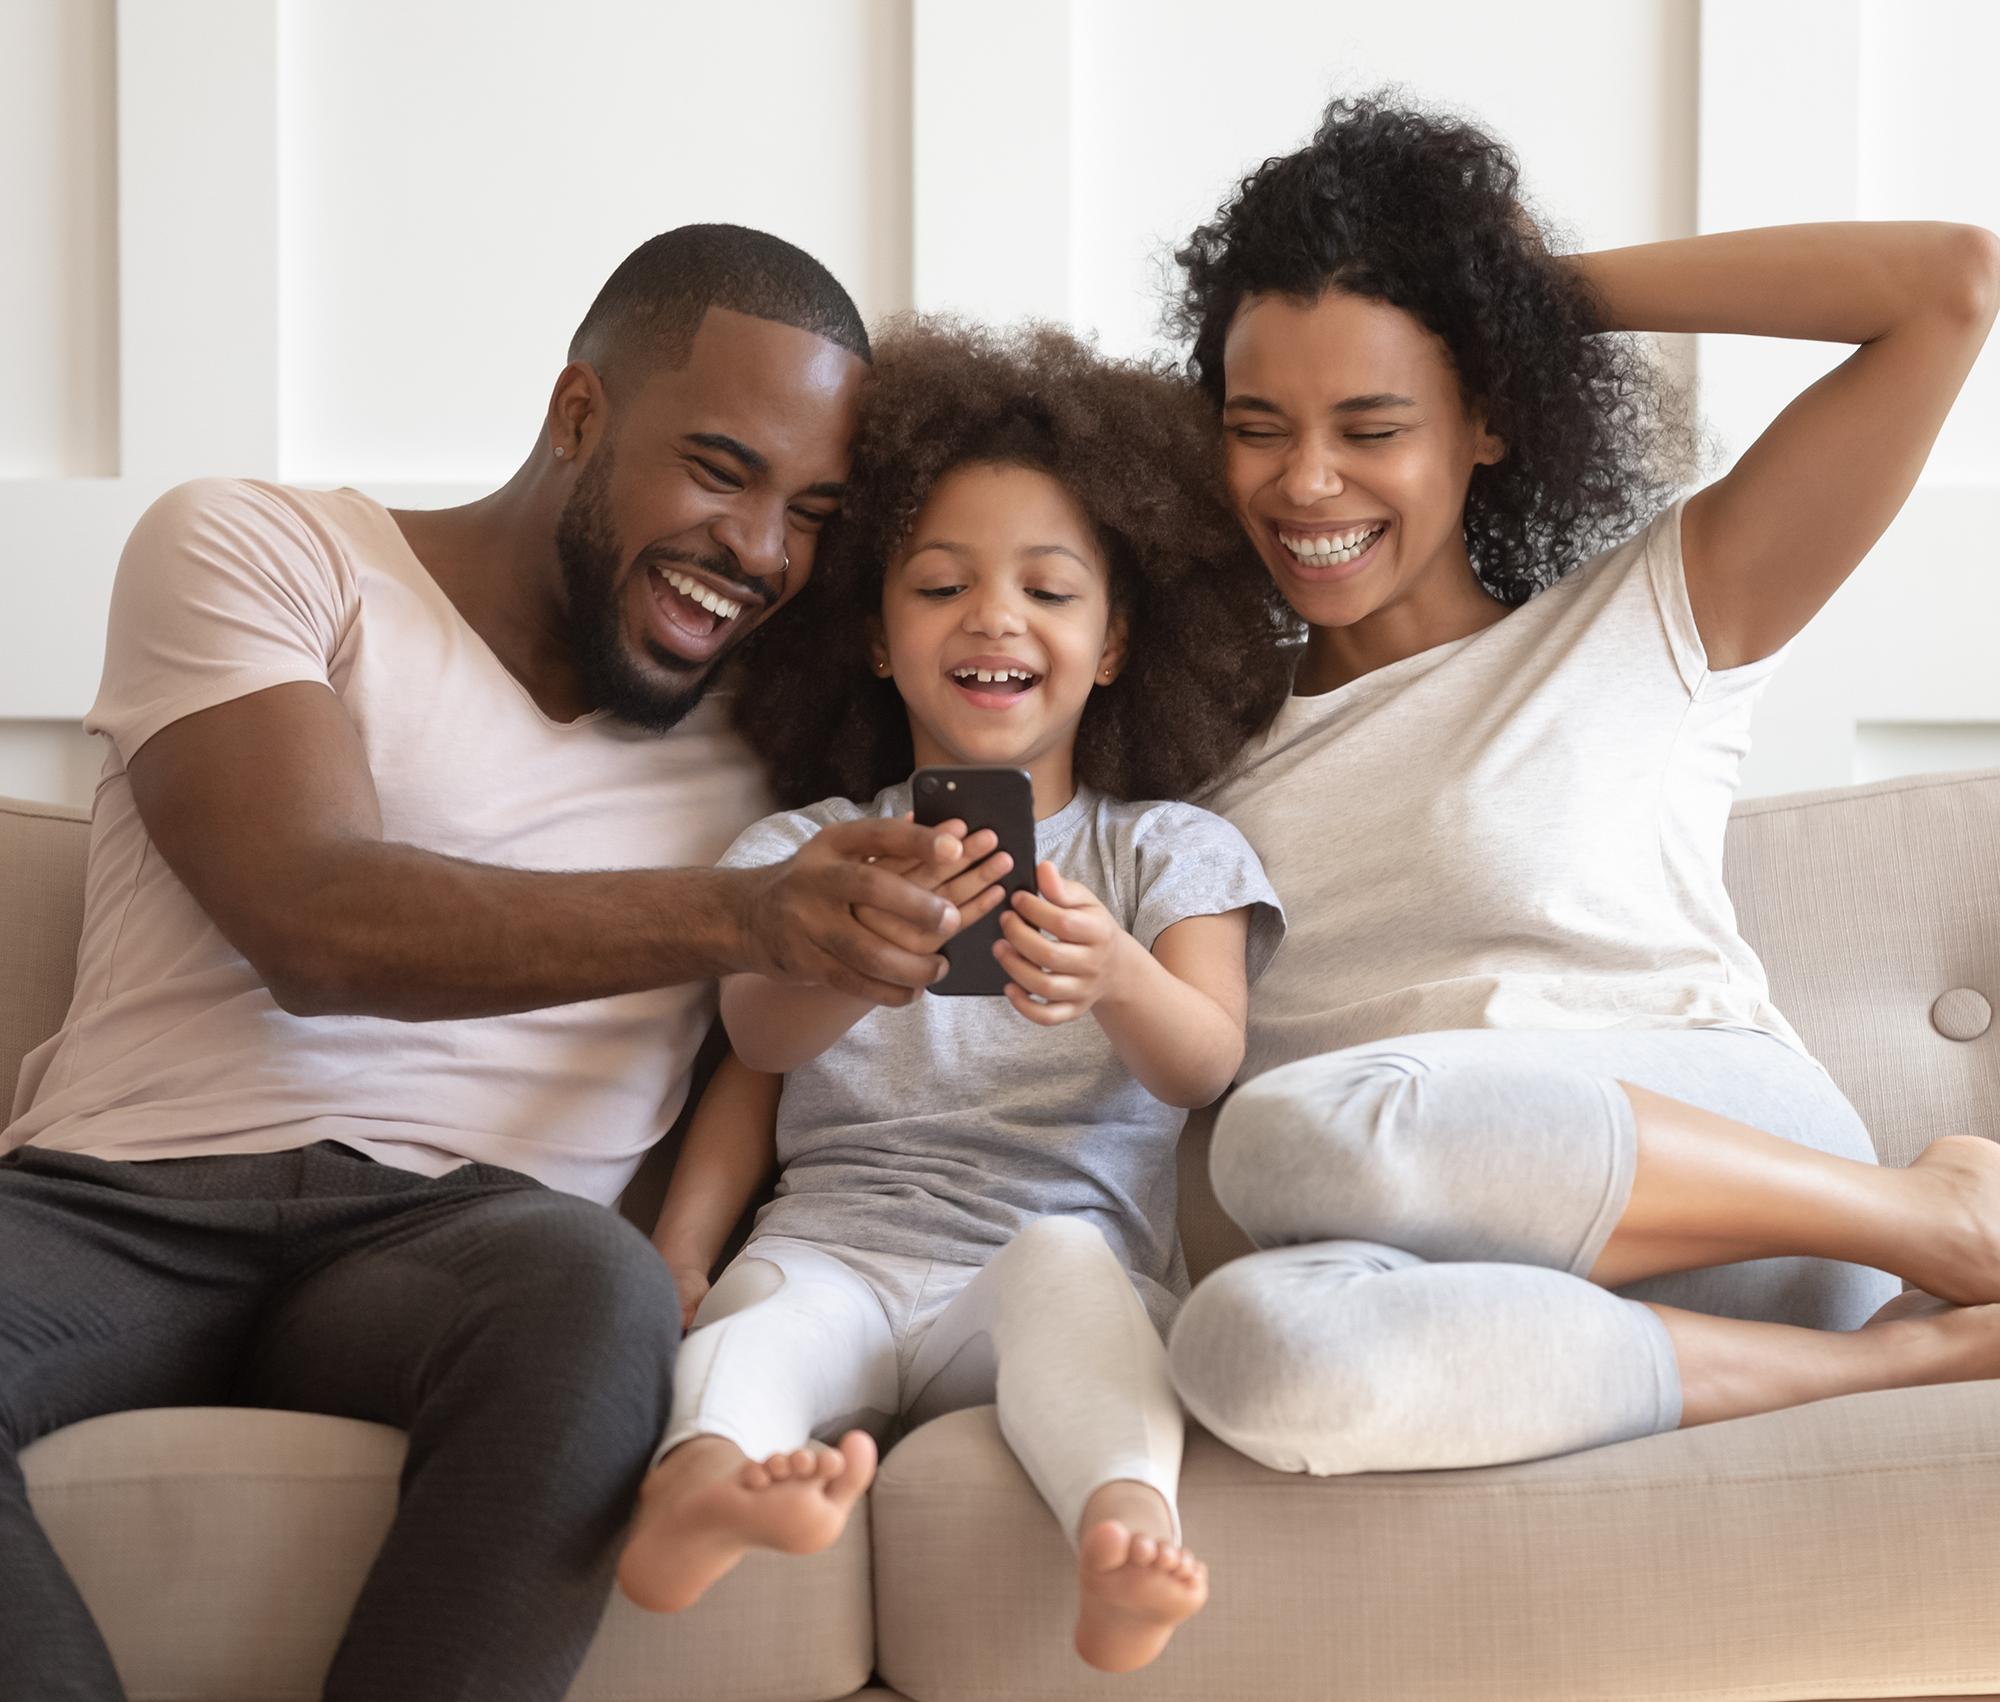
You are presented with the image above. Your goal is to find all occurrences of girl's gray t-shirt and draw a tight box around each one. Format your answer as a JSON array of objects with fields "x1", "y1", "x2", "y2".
[{"x1": 717, "y1": 780, "x2": 1284, "y2": 1327}]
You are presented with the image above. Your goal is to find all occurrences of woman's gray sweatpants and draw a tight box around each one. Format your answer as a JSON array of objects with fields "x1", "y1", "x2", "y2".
[{"x1": 1167, "y1": 1027, "x2": 1900, "y2": 1475}]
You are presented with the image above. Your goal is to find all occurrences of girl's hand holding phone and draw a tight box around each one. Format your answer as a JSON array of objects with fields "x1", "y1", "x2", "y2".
[{"x1": 994, "y1": 862, "x2": 1138, "y2": 1025}]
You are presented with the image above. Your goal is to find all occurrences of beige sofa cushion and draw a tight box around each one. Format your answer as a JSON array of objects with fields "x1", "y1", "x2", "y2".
[
  {"x1": 23, "y1": 1408, "x2": 874, "y2": 1702},
  {"x1": 874, "y1": 1396, "x2": 2000, "y2": 1702},
  {"x1": 1724, "y1": 771, "x2": 2000, "y2": 1167},
  {"x1": 0, "y1": 795, "x2": 87, "y2": 1117}
]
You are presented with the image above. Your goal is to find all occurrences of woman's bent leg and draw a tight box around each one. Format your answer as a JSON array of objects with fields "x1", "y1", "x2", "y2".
[
  {"x1": 1213, "y1": 1028, "x2": 1900, "y2": 1326},
  {"x1": 1169, "y1": 1240, "x2": 1680, "y2": 1475}
]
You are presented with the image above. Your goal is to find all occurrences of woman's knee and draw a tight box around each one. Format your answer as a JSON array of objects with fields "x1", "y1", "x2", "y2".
[
  {"x1": 1210, "y1": 1050, "x2": 1425, "y2": 1241},
  {"x1": 1167, "y1": 1253, "x2": 1389, "y2": 1477}
]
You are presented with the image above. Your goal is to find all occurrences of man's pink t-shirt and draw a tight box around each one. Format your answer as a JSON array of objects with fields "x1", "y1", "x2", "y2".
[{"x1": 4, "y1": 478, "x2": 771, "y2": 1204}]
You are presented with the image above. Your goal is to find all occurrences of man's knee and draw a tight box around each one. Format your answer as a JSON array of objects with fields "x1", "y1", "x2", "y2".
[{"x1": 449, "y1": 1192, "x2": 679, "y2": 1376}]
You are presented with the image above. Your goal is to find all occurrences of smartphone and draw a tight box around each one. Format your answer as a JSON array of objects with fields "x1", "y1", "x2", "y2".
[{"x1": 911, "y1": 765, "x2": 1037, "y2": 996}]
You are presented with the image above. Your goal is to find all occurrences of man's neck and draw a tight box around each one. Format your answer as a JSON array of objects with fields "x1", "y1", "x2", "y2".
[{"x1": 390, "y1": 470, "x2": 590, "y2": 723}]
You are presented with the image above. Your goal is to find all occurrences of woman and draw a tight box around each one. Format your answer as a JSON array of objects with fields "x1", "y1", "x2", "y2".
[{"x1": 1166, "y1": 94, "x2": 2000, "y2": 1474}]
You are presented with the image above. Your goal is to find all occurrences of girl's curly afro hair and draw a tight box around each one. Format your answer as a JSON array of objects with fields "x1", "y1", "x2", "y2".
[
  {"x1": 727, "y1": 316, "x2": 1293, "y2": 809},
  {"x1": 1173, "y1": 91, "x2": 1692, "y2": 605}
]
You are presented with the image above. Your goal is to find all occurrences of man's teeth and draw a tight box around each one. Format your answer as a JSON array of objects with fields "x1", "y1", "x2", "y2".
[
  {"x1": 655, "y1": 566, "x2": 743, "y2": 620},
  {"x1": 952, "y1": 667, "x2": 1038, "y2": 685},
  {"x1": 1278, "y1": 525, "x2": 1385, "y2": 564}
]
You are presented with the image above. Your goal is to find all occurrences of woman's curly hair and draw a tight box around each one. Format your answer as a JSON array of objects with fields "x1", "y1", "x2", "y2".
[
  {"x1": 727, "y1": 316, "x2": 1293, "y2": 808},
  {"x1": 1172, "y1": 91, "x2": 1692, "y2": 605}
]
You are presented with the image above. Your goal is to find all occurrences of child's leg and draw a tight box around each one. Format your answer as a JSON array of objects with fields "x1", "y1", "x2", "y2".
[
  {"x1": 903, "y1": 1217, "x2": 1207, "y2": 1672},
  {"x1": 620, "y1": 1238, "x2": 898, "y2": 1613}
]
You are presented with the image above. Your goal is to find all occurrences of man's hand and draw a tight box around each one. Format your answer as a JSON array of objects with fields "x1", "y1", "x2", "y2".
[
  {"x1": 850, "y1": 814, "x2": 1015, "y2": 961},
  {"x1": 993, "y1": 862, "x2": 1139, "y2": 1026},
  {"x1": 738, "y1": 816, "x2": 988, "y2": 1004}
]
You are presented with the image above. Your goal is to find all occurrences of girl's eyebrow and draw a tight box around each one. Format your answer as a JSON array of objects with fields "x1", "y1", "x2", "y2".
[
  {"x1": 906, "y1": 539, "x2": 1092, "y2": 569},
  {"x1": 1023, "y1": 544, "x2": 1092, "y2": 568}
]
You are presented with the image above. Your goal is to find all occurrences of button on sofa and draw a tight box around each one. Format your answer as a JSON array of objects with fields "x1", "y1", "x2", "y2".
[{"x1": 4, "y1": 770, "x2": 1998, "y2": 1702}]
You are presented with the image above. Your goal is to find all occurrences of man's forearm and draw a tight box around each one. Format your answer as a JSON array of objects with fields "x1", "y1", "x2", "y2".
[{"x1": 270, "y1": 837, "x2": 758, "y2": 1021}]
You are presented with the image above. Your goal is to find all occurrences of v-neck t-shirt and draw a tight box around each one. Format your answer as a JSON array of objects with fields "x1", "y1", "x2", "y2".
[{"x1": 5, "y1": 478, "x2": 772, "y2": 1203}]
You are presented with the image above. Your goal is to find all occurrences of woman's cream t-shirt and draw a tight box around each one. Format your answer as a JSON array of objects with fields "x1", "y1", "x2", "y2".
[{"x1": 1203, "y1": 500, "x2": 1809, "y2": 1084}]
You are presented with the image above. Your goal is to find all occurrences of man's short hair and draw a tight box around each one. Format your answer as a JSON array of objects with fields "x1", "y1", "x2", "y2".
[{"x1": 569, "y1": 224, "x2": 870, "y2": 392}]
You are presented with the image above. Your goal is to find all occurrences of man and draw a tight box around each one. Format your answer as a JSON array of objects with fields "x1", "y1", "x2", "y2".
[{"x1": 0, "y1": 225, "x2": 972, "y2": 1701}]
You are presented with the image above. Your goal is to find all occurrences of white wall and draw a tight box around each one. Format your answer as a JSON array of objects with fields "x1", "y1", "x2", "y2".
[
  {"x1": 3, "y1": 0, "x2": 1995, "y2": 811},
  {"x1": 278, "y1": 0, "x2": 912, "y2": 486}
]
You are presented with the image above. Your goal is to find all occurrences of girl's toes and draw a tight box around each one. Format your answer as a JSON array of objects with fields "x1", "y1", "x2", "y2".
[
  {"x1": 1080, "y1": 1520, "x2": 1132, "y2": 1573},
  {"x1": 762, "y1": 1453, "x2": 793, "y2": 1481},
  {"x1": 790, "y1": 1448, "x2": 817, "y2": 1476},
  {"x1": 1129, "y1": 1535, "x2": 1158, "y2": 1567},
  {"x1": 740, "y1": 1462, "x2": 772, "y2": 1490}
]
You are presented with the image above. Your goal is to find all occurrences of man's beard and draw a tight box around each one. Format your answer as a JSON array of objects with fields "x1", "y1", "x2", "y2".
[{"x1": 554, "y1": 442, "x2": 720, "y2": 734}]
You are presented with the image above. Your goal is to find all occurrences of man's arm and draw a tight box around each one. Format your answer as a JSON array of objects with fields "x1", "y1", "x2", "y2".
[{"x1": 127, "y1": 680, "x2": 968, "y2": 1020}]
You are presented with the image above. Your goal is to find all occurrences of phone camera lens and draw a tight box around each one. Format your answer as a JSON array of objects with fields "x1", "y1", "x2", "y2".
[{"x1": 918, "y1": 776, "x2": 938, "y2": 794}]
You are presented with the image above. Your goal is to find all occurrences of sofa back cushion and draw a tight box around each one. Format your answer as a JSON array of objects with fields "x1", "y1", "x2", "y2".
[{"x1": 1722, "y1": 770, "x2": 1999, "y2": 1168}]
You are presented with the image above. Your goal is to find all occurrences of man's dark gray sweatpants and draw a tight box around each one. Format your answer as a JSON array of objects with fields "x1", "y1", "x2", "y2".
[{"x1": 0, "y1": 1140, "x2": 681, "y2": 1702}]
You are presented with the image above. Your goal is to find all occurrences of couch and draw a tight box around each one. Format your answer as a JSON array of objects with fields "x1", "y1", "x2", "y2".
[{"x1": 4, "y1": 770, "x2": 1998, "y2": 1702}]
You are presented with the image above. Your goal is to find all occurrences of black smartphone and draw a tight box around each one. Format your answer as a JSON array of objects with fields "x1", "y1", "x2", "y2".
[{"x1": 911, "y1": 765, "x2": 1037, "y2": 996}]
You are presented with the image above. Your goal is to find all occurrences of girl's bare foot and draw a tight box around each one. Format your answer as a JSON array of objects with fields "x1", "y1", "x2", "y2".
[
  {"x1": 1074, "y1": 1519, "x2": 1209, "y2": 1672},
  {"x1": 617, "y1": 1430, "x2": 877, "y2": 1613}
]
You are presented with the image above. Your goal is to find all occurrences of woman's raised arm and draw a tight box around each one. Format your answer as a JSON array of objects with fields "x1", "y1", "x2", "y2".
[{"x1": 1569, "y1": 223, "x2": 1999, "y2": 669}]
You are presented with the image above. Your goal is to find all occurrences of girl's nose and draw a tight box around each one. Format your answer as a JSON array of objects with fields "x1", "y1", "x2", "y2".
[{"x1": 963, "y1": 591, "x2": 1025, "y2": 636}]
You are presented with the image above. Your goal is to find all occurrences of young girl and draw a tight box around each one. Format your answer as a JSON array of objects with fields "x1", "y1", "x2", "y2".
[
  {"x1": 615, "y1": 320, "x2": 1291, "y2": 1671},
  {"x1": 1160, "y1": 93, "x2": 2000, "y2": 1475}
]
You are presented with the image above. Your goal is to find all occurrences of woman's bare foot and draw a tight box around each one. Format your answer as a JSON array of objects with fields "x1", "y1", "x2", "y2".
[
  {"x1": 1859, "y1": 1287, "x2": 2000, "y2": 1380},
  {"x1": 1901, "y1": 1137, "x2": 2000, "y2": 1304},
  {"x1": 1075, "y1": 1519, "x2": 1209, "y2": 1672},
  {"x1": 617, "y1": 1430, "x2": 877, "y2": 1613}
]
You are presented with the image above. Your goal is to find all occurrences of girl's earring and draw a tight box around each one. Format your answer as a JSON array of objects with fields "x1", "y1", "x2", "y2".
[
  {"x1": 553, "y1": 445, "x2": 566, "y2": 459},
  {"x1": 874, "y1": 661, "x2": 890, "y2": 677}
]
